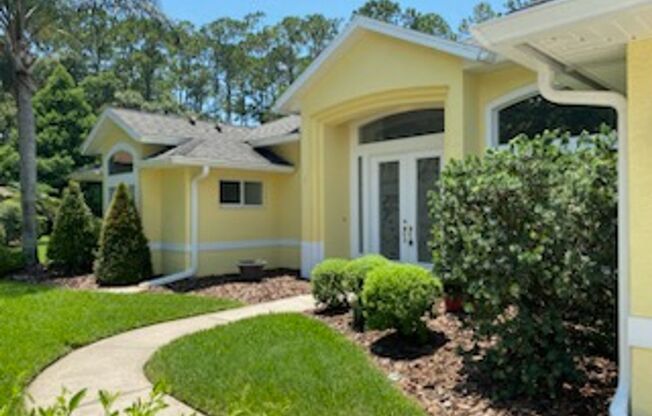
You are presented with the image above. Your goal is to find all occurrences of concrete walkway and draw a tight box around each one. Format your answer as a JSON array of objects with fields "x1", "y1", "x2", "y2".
[{"x1": 27, "y1": 294, "x2": 315, "y2": 415}]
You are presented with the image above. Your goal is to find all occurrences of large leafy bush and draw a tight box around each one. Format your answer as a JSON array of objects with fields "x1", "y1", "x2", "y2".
[
  {"x1": 430, "y1": 130, "x2": 617, "y2": 398},
  {"x1": 362, "y1": 263, "x2": 442, "y2": 338},
  {"x1": 311, "y1": 258, "x2": 349, "y2": 309},
  {"x1": 95, "y1": 183, "x2": 152, "y2": 285},
  {"x1": 47, "y1": 181, "x2": 98, "y2": 274}
]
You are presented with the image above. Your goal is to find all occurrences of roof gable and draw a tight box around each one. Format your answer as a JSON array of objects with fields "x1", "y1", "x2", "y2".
[{"x1": 273, "y1": 16, "x2": 495, "y2": 114}]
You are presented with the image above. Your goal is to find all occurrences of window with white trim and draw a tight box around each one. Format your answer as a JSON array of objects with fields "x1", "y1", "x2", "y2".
[
  {"x1": 219, "y1": 180, "x2": 263, "y2": 206},
  {"x1": 497, "y1": 94, "x2": 616, "y2": 146}
]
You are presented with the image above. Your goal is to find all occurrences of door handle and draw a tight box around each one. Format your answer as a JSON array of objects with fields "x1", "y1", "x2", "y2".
[
  {"x1": 408, "y1": 225, "x2": 414, "y2": 246},
  {"x1": 402, "y1": 220, "x2": 409, "y2": 243}
]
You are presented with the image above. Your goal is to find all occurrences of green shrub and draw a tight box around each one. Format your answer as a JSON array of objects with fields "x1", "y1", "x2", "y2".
[
  {"x1": 343, "y1": 254, "x2": 389, "y2": 296},
  {"x1": 311, "y1": 258, "x2": 349, "y2": 309},
  {"x1": 343, "y1": 254, "x2": 389, "y2": 330},
  {"x1": 362, "y1": 263, "x2": 442, "y2": 338},
  {"x1": 95, "y1": 183, "x2": 152, "y2": 285},
  {"x1": 430, "y1": 130, "x2": 617, "y2": 399},
  {"x1": 47, "y1": 182, "x2": 98, "y2": 274},
  {"x1": 0, "y1": 199, "x2": 21, "y2": 245},
  {"x1": 0, "y1": 245, "x2": 24, "y2": 276}
]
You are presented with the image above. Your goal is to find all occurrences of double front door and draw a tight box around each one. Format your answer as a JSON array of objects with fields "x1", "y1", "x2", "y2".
[{"x1": 369, "y1": 152, "x2": 440, "y2": 265}]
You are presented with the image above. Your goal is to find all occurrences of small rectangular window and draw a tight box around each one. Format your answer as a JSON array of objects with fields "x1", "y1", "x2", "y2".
[
  {"x1": 220, "y1": 181, "x2": 241, "y2": 204},
  {"x1": 244, "y1": 181, "x2": 263, "y2": 205},
  {"x1": 219, "y1": 180, "x2": 263, "y2": 206}
]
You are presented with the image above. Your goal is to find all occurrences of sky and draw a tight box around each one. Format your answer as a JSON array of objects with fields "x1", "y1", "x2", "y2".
[{"x1": 159, "y1": 0, "x2": 506, "y2": 30}]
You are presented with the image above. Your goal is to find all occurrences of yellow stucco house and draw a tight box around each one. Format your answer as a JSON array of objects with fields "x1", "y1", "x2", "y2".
[{"x1": 82, "y1": 0, "x2": 652, "y2": 413}]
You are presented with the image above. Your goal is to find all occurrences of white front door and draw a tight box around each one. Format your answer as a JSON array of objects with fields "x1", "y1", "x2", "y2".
[{"x1": 369, "y1": 152, "x2": 441, "y2": 264}]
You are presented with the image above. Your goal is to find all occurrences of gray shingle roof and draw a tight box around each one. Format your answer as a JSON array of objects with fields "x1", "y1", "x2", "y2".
[
  {"x1": 107, "y1": 108, "x2": 293, "y2": 171},
  {"x1": 110, "y1": 107, "x2": 250, "y2": 142},
  {"x1": 245, "y1": 115, "x2": 301, "y2": 145}
]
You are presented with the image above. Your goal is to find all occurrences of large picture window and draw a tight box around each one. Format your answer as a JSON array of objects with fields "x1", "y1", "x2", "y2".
[
  {"x1": 498, "y1": 94, "x2": 616, "y2": 145},
  {"x1": 219, "y1": 180, "x2": 263, "y2": 206},
  {"x1": 359, "y1": 109, "x2": 444, "y2": 145}
]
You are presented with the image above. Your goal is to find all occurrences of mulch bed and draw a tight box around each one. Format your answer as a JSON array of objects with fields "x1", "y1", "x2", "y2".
[
  {"x1": 8, "y1": 268, "x2": 311, "y2": 305},
  {"x1": 160, "y1": 269, "x2": 311, "y2": 304},
  {"x1": 312, "y1": 304, "x2": 617, "y2": 416}
]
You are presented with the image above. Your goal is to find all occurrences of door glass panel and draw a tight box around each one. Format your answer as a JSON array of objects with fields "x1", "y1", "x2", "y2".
[
  {"x1": 379, "y1": 161, "x2": 400, "y2": 260},
  {"x1": 417, "y1": 157, "x2": 440, "y2": 263}
]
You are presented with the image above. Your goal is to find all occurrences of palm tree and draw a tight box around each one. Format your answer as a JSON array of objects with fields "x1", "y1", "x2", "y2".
[{"x1": 0, "y1": 0, "x2": 161, "y2": 265}]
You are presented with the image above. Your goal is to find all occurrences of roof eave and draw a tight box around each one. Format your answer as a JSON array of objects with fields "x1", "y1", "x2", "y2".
[
  {"x1": 141, "y1": 156, "x2": 295, "y2": 173},
  {"x1": 249, "y1": 133, "x2": 300, "y2": 148}
]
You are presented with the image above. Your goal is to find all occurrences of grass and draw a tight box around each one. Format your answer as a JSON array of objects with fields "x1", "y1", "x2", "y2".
[
  {"x1": 0, "y1": 280, "x2": 241, "y2": 408},
  {"x1": 145, "y1": 313, "x2": 426, "y2": 416}
]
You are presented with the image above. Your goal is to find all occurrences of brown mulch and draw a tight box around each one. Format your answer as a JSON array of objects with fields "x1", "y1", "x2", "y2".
[
  {"x1": 8, "y1": 268, "x2": 311, "y2": 305},
  {"x1": 155, "y1": 269, "x2": 311, "y2": 304},
  {"x1": 312, "y1": 304, "x2": 617, "y2": 416}
]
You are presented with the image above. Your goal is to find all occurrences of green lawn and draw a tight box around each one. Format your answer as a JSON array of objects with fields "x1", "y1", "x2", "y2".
[
  {"x1": 37, "y1": 236, "x2": 49, "y2": 264},
  {"x1": 0, "y1": 280, "x2": 241, "y2": 409},
  {"x1": 145, "y1": 313, "x2": 425, "y2": 416}
]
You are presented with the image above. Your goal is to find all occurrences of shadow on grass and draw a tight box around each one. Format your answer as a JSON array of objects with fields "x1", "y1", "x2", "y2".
[{"x1": 370, "y1": 329, "x2": 448, "y2": 360}]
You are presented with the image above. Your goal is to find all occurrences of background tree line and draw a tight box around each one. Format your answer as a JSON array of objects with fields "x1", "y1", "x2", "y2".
[{"x1": 0, "y1": 0, "x2": 537, "y2": 264}]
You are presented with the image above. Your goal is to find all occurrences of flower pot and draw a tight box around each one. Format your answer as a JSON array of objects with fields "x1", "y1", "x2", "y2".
[
  {"x1": 445, "y1": 297, "x2": 464, "y2": 313},
  {"x1": 237, "y1": 259, "x2": 267, "y2": 281}
]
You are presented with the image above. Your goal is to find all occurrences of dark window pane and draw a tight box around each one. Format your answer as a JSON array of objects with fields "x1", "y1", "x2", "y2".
[
  {"x1": 108, "y1": 151, "x2": 134, "y2": 175},
  {"x1": 498, "y1": 94, "x2": 616, "y2": 145},
  {"x1": 417, "y1": 157, "x2": 440, "y2": 263},
  {"x1": 220, "y1": 181, "x2": 241, "y2": 204},
  {"x1": 360, "y1": 109, "x2": 444, "y2": 144},
  {"x1": 379, "y1": 161, "x2": 400, "y2": 260},
  {"x1": 244, "y1": 181, "x2": 263, "y2": 205}
]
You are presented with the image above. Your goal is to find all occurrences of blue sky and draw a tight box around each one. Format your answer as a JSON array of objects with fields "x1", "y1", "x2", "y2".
[{"x1": 160, "y1": 0, "x2": 505, "y2": 29}]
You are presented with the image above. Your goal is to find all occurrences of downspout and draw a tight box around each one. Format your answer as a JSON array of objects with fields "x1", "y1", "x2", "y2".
[
  {"x1": 141, "y1": 165, "x2": 210, "y2": 287},
  {"x1": 536, "y1": 65, "x2": 629, "y2": 416}
]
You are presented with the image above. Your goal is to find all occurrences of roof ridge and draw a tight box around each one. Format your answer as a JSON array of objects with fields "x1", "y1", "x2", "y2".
[{"x1": 107, "y1": 106, "x2": 247, "y2": 130}]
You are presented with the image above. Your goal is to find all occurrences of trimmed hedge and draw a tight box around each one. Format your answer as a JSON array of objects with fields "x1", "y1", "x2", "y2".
[
  {"x1": 343, "y1": 254, "x2": 389, "y2": 330},
  {"x1": 311, "y1": 258, "x2": 349, "y2": 309},
  {"x1": 362, "y1": 263, "x2": 442, "y2": 338},
  {"x1": 95, "y1": 183, "x2": 152, "y2": 285},
  {"x1": 47, "y1": 181, "x2": 98, "y2": 274}
]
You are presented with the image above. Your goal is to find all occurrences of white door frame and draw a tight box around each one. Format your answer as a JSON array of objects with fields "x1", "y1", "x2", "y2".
[{"x1": 349, "y1": 119, "x2": 444, "y2": 262}]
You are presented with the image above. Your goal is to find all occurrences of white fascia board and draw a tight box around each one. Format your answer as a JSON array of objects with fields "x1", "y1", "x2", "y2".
[
  {"x1": 273, "y1": 15, "x2": 494, "y2": 114},
  {"x1": 140, "y1": 157, "x2": 295, "y2": 173},
  {"x1": 472, "y1": 0, "x2": 651, "y2": 48},
  {"x1": 250, "y1": 133, "x2": 300, "y2": 147}
]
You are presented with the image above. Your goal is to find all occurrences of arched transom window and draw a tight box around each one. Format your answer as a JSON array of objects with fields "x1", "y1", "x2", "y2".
[
  {"x1": 359, "y1": 109, "x2": 445, "y2": 145},
  {"x1": 108, "y1": 150, "x2": 134, "y2": 175}
]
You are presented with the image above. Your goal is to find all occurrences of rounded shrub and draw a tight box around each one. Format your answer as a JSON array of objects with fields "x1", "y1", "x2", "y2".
[
  {"x1": 343, "y1": 254, "x2": 390, "y2": 296},
  {"x1": 362, "y1": 263, "x2": 443, "y2": 338},
  {"x1": 47, "y1": 181, "x2": 98, "y2": 274},
  {"x1": 95, "y1": 183, "x2": 152, "y2": 285},
  {"x1": 311, "y1": 258, "x2": 349, "y2": 309},
  {"x1": 343, "y1": 254, "x2": 390, "y2": 330},
  {"x1": 0, "y1": 244, "x2": 25, "y2": 276}
]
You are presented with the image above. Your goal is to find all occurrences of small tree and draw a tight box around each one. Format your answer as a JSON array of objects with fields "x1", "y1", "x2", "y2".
[
  {"x1": 95, "y1": 183, "x2": 152, "y2": 285},
  {"x1": 48, "y1": 181, "x2": 98, "y2": 274},
  {"x1": 430, "y1": 129, "x2": 617, "y2": 399}
]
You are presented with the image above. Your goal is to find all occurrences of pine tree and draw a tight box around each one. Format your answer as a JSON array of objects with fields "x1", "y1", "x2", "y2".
[
  {"x1": 95, "y1": 183, "x2": 152, "y2": 285},
  {"x1": 33, "y1": 64, "x2": 96, "y2": 190},
  {"x1": 47, "y1": 181, "x2": 98, "y2": 274}
]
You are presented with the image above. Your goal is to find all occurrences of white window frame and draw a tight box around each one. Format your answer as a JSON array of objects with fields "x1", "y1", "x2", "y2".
[
  {"x1": 103, "y1": 142, "x2": 139, "y2": 212},
  {"x1": 485, "y1": 83, "x2": 539, "y2": 149},
  {"x1": 218, "y1": 179, "x2": 264, "y2": 208}
]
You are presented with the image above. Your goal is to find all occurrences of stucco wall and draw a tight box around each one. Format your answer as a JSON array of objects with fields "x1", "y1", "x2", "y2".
[{"x1": 627, "y1": 37, "x2": 652, "y2": 415}]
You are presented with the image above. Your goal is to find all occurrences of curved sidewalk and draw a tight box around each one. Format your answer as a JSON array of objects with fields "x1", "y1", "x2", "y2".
[{"x1": 27, "y1": 294, "x2": 315, "y2": 415}]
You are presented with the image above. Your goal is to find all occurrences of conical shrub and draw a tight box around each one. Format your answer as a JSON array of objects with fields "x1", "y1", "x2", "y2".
[
  {"x1": 48, "y1": 181, "x2": 98, "y2": 274},
  {"x1": 95, "y1": 183, "x2": 152, "y2": 285}
]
